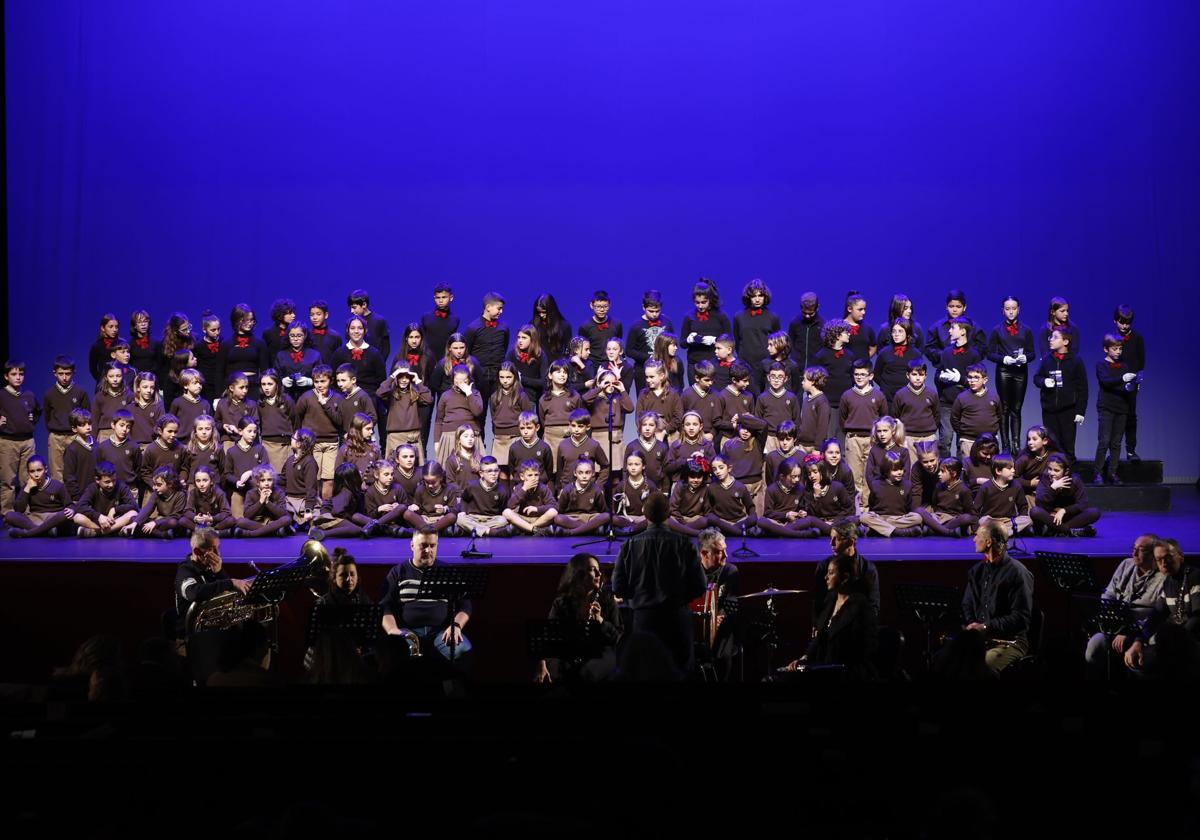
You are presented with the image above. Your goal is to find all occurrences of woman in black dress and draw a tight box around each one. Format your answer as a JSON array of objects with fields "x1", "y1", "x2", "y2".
[
  {"x1": 807, "y1": 552, "x2": 878, "y2": 679},
  {"x1": 535, "y1": 553, "x2": 622, "y2": 683}
]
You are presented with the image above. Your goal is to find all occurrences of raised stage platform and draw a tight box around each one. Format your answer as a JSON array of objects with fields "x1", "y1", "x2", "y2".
[{"x1": 2, "y1": 486, "x2": 1196, "y2": 683}]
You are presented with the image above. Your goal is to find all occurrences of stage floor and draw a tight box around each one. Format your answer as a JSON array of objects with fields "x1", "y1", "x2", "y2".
[{"x1": 2, "y1": 485, "x2": 1196, "y2": 566}]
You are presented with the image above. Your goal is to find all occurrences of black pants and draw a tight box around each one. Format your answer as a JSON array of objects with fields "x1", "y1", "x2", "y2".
[
  {"x1": 1095, "y1": 409, "x2": 1127, "y2": 473},
  {"x1": 1042, "y1": 409, "x2": 1079, "y2": 462},
  {"x1": 631, "y1": 606, "x2": 695, "y2": 676},
  {"x1": 995, "y1": 365, "x2": 1028, "y2": 455},
  {"x1": 1126, "y1": 391, "x2": 1139, "y2": 454}
]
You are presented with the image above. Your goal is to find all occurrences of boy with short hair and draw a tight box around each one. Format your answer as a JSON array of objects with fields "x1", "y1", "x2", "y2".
[
  {"x1": 464, "y1": 291, "x2": 509, "y2": 409},
  {"x1": 1112, "y1": 304, "x2": 1144, "y2": 461},
  {"x1": 1094, "y1": 334, "x2": 1136, "y2": 485},
  {"x1": 682, "y1": 360, "x2": 724, "y2": 442},
  {"x1": 556, "y1": 409, "x2": 609, "y2": 490},
  {"x1": 933, "y1": 317, "x2": 981, "y2": 458},
  {"x1": 893, "y1": 360, "x2": 940, "y2": 466},
  {"x1": 627, "y1": 290, "x2": 673, "y2": 391},
  {"x1": 307, "y1": 299, "x2": 343, "y2": 365},
  {"x1": 97, "y1": 409, "x2": 140, "y2": 490},
  {"x1": 420, "y1": 284, "x2": 461, "y2": 367},
  {"x1": 757, "y1": 362, "x2": 802, "y2": 454},
  {"x1": 713, "y1": 361, "x2": 756, "y2": 448},
  {"x1": 458, "y1": 456, "x2": 512, "y2": 537},
  {"x1": 974, "y1": 453, "x2": 1032, "y2": 535},
  {"x1": 503, "y1": 459, "x2": 559, "y2": 535},
  {"x1": 578, "y1": 290, "x2": 623, "y2": 367},
  {"x1": 507, "y1": 411, "x2": 555, "y2": 487},
  {"x1": 43, "y1": 355, "x2": 91, "y2": 481},
  {"x1": 335, "y1": 363, "x2": 378, "y2": 431},
  {"x1": 838, "y1": 358, "x2": 886, "y2": 503},
  {"x1": 951, "y1": 363, "x2": 1002, "y2": 462},
  {"x1": 73, "y1": 460, "x2": 139, "y2": 537},
  {"x1": 62, "y1": 409, "x2": 97, "y2": 503},
  {"x1": 0, "y1": 360, "x2": 41, "y2": 515},
  {"x1": 710, "y1": 334, "x2": 738, "y2": 392},
  {"x1": 797, "y1": 366, "x2": 830, "y2": 453},
  {"x1": 295, "y1": 365, "x2": 343, "y2": 499},
  {"x1": 915, "y1": 456, "x2": 978, "y2": 537}
]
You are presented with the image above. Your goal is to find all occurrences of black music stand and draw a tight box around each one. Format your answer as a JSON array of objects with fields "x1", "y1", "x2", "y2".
[
  {"x1": 527, "y1": 619, "x2": 606, "y2": 683},
  {"x1": 731, "y1": 521, "x2": 760, "y2": 558},
  {"x1": 306, "y1": 603, "x2": 384, "y2": 647},
  {"x1": 894, "y1": 583, "x2": 961, "y2": 672},
  {"x1": 1074, "y1": 596, "x2": 1138, "y2": 680},
  {"x1": 1037, "y1": 550, "x2": 1098, "y2": 594},
  {"x1": 573, "y1": 391, "x2": 626, "y2": 554},
  {"x1": 416, "y1": 565, "x2": 490, "y2": 664}
]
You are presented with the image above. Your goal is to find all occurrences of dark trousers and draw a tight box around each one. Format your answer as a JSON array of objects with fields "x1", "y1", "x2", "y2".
[
  {"x1": 1042, "y1": 409, "x2": 1079, "y2": 462},
  {"x1": 632, "y1": 606, "x2": 695, "y2": 675},
  {"x1": 995, "y1": 365, "x2": 1028, "y2": 455},
  {"x1": 937, "y1": 402, "x2": 955, "y2": 458},
  {"x1": 1095, "y1": 409, "x2": 1127, "y2": 473},
  {"x1": 1126, "y1": 391, "x2": 1139, "y2": 453}
]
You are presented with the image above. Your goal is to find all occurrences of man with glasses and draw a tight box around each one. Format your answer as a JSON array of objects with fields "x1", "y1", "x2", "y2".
[{"x1": 1084, "y1": 533, "x2": 1164, "y2": 678}]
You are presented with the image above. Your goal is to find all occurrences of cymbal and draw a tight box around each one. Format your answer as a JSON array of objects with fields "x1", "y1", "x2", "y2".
[{"x1": 738, "y1": 587, "x2": 806, "y2": 600}]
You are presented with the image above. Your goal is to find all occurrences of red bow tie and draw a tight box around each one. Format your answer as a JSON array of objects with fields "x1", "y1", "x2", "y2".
[
  {"x1": 953, "y1": 346, "x2": 966, "y2": 355},
  {"x1": 1053, "y1": 351, "x2": 1066, "y2": 360},
  {"x1": 696, "y1": 312, "x2": 709, "y2": 322},
  {"x1": 135, "y1": 337, "x2": 150, "y2": 350},
  {"x1": 236, "y1": 337, "x2": 250, "y2": 349},
  {"x1": 834, "y1": 349, "x2": 845, "y2": 359},
  {"x1": 312, "y1": 327, "x2": 326, "y2": 335},
  {"x1": 206, "y1": 342, "x2": 219, "y2": 353},
  {"x1": 1109, "y1": 362, "x2": 1122, "y2": 369},
  {"x1": 719, "y1": 360, "x2": 732, "y2": 367},
  {"x1": 278, "y1": 327, "x2": 287, "y2": 336},
  {"x1": 647, "y1": 319, "x2": 661, "y2": 328},
  {"x1": 351, "y1": 349, "x2": 364, "y2": 361},
  {"x1": 483, "y1": 319, "x2": 497, "y2": 329},
  {"x1": 848, "y1": 324, "x2": 860, "y2": 337},
  {"x1": 1005, "y1": 323, "x2": 1020, "y2": 336},
  {"x1": 750, "y1": 308, "x2": 763, "y2": 317},
  {"x1": 1121, "y1": 333, "x2": 1131, "y2": 342},
  {"x1": 407, "y1": 353, "x2": 421, "y2": 367},
  {"x1": 290, "y1": 351, "x2": 304, "y2": 363},
  {"x1": 894, "y1": 345, "x2": 907, "y2": 357},
  {"x1": 435, "y1": 310, "x2": 449, "y2": 320},
  {"x1": 518, "y1": 351, "x2": 531, "y2": 364},
  {"x1": 595, "y1": 321, "x2": 609, "y2": 331},
  {"x1": 103, "y1": 338, "x2": 113, "y2": 349}
]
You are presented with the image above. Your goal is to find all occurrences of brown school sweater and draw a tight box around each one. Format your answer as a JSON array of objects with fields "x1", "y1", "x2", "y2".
[
  {"x1": 635, "y1": 387, "x2": 684, "y2": 436},
  {"x1": 838, "y1": 387, "x2": 885, "y2": 432},
  {"x1": 707, "y1": 479, "x2": 754, "y2": 521},
  {"x1": 670, "y1": 482, "x2": 710, "y2": 519}
]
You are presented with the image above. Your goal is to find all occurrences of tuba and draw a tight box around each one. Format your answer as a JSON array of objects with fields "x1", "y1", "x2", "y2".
[{"x1": 186, "y1": 538, "x2": 332, "y2": 636}]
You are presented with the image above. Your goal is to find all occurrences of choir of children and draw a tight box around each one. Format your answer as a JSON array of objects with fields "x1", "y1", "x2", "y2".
[{"x1": 2, "y1": 284, "x2": 1137, "y2": 540}]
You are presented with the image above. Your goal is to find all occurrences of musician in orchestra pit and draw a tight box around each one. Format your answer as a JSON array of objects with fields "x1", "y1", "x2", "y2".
[
  {"x1": 806, "y1": 552, "x2": 879, "y2": 679},
  {"x1": 612, "y1": 491, "x2": 707, "y2": 675},
  {"x1": 811, "y1": 520, "x2": 880, "y2": 631},
  {"x1": 173, "y1": 527, "x2": 250, "y2": 645},
  {"x1": 1124, "y1": 538, "x2": 1200, "y2": 675},
  {"x1": 535, "y1": 552, "x2": 622, "y2": 683},
  {"x1": 696, "y1": 528, "x2": 742, "y2": 681},
  {"x1": 380, "y1": 531, "x2": 472, "y2": 664}
]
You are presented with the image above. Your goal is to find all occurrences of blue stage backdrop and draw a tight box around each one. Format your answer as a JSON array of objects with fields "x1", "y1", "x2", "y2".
[{"x1": 7, "y1": 2, "x2": 1200, "y2": 479}]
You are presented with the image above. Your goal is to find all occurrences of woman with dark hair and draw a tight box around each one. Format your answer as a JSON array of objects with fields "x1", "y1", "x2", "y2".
[
  {"x1": 806, "y1": 552, "x2": 878, "y2": 679},
  {"x1": 222, "y1": 303, "x2": 271, "y2": 398},
  {"x1": 533, "y1": 294, "x2": 572, "y2": 361},
  {"x1": 535, "y1": 552, "x2": 621, "y2": 683},
  {"x1": 680, "y1": 278, "x2": 732, "y2": 383}
]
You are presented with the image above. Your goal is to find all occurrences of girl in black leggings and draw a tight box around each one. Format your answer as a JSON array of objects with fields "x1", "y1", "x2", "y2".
[{"x1": 986, "y1": 296, "x2": 1036, "y2": 455}]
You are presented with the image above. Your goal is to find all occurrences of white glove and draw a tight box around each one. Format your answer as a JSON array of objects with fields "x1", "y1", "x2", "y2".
[
  {"x1": 1122, "y1": 373, "x2": 1137, "y2": 382},
  {"x1": 1074, "y1": 414, "x2": 1085, "y2": 425},
  {"x1": 1044, "y1": 377, "x2": 1056, "y2": 388},
  {"x1": 938, "y1": 369, "x2": 960, "y2": 384},
  {"x1": 296, "y1": 375, "x2": 313, "y2": 387},
  {"x1": 687, "y1": 332, "x2": 698, "y2": 344},
  {"x1": 461, "y1": 383, "x2": 473, "y2": 397},
  {"x1": 282, "y1": 376, "x2": 294, "y2": 388},
  {"x1": 701, "y1": 335, "x2": 716, "y2": 346},
  {"x1": 411, "y1": 375, "x2": 422, "y2": 386},
  {"x1": 1002, "y1": 355, "x2": 1015, "y2": 366},
  {"x1": 1016, "y1": 351, "x2": 1026, "y2": 363}
]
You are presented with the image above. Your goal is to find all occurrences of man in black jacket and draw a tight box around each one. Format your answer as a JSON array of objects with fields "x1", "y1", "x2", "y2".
[
  {"x1": 962, "y1": 520, "x2": 1035, "y2": 673},
  {"x1": 613, "y1": 491, "x2": 707, "y2": 675}
]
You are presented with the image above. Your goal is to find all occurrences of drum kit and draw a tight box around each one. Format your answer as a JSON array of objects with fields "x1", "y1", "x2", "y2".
[{"x1": 692, "y1": 585, "x2": 807, "y2": 679}]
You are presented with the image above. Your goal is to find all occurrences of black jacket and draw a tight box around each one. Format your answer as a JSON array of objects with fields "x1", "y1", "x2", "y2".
[
  {"x1": 807, "y1": 593, "x2": 879, "y2": 679},
  {"x1": 612, "y1": 524, "x2": 706, "y2": 611}
]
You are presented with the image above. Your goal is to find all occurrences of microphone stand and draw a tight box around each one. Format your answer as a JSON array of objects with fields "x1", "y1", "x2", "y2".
[{"x1": 573, "y1": 389, "x2": 626, "y2": 554}]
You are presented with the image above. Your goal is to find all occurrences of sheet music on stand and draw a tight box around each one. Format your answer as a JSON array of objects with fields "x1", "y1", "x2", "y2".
[
  {"x1": 248, "y1": 562, "x2": 318, "y2": 602},
  {"x1": 1036, "y1": 550, "x2": 1098, "y2": 594},
  {"x1": 306, "y1": 603, "x2": 384, "y2": 646},
  {"x1": 415, "y1": 565, "x2": 490, "y2": 603},
  {"x1": 894, "y1": 583, "x2": 961, "y2": 625},
  {"x1": 526, "y1": 619, "x2": 607, "y2": 663},
  {"x1": 1072, "y1": 595, "x2": 1137, "y2": 637}
]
